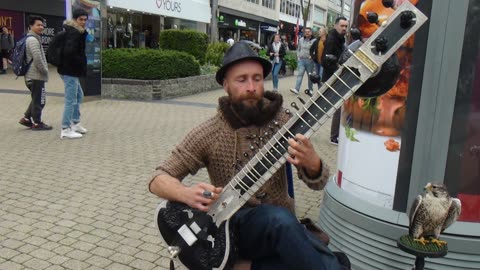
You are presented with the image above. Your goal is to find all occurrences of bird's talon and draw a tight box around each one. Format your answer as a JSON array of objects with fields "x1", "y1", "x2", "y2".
[
  {"x1": 430, "y1": 238, "x2": 447, "y2": 247},
  {"x1": 414, "y1": 237, "x2": 428, "y2": 246}
]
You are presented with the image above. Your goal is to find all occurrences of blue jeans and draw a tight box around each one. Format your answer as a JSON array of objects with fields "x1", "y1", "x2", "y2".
[
  {"x1": 60, "y1": 75, "x2": 84, "y2": 129},
  {"x1": 232, "y1": 204, "x2": 342, "y2": 270},
  {"x1": 272, "y1": 60, "x2": 282, "y2": 90},
  {"x1": 315, "y1": 62, "x2": 324, "y2": 89},
  {"x1": 294, "y1": 59, "x2": 314, "y2": 91}
]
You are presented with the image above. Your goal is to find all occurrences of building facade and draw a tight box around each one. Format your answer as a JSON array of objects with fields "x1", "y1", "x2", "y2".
[{"x1": 105, "y1": 0, "x2": 210, "y2": 49}]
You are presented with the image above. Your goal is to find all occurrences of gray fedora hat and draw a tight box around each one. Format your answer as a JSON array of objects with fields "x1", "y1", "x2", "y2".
[{"x1": 215, "y1": 41, "x2": 272, "y2": 85}]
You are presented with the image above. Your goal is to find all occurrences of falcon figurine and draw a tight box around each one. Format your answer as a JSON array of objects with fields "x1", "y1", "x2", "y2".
[{"x1": 409, "y1": 183, "x2": 462, "y2": 247}]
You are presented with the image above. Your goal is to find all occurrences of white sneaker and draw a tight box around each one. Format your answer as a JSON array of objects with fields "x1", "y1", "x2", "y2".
[
  {"x1": 61, "y1": 128, "x2": 82, "y2": 139},
  {"x1": 290, "y1": 88, "x2": 299, "y2": 94},
  {"x1": 71, "y1": 123, "x2": 87, "y2": 134}
]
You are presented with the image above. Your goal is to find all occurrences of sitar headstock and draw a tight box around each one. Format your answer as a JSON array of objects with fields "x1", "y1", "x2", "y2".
[{"x1": 347, "y1": 1, "x2": 428, "y2": 82}]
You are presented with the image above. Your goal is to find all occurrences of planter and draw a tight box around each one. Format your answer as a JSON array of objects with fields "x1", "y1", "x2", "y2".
[{"x1": 101, "y1": 74, "x2": 218, "y2": 100}]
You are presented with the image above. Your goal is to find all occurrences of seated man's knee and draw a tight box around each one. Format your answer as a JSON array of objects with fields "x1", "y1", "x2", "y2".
[{"x1": 256, "y1": 204, "x2": 297, "y2": 227}]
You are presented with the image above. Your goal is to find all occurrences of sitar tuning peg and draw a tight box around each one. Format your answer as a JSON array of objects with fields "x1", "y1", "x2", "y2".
[
  {"x1": 243, "y1": 152, "x2": 249, "y2": 158},
  {"x1": 400, "y1": 10, "x2": 415, "y2": 29},
  {"x1": 285, "y1": 109, "x2": 292, "y2": 115},
  {"x1": 297, "y1": 96, "x2": 306, "y2": 105},
  {"x1": 374, "y1": 36, "x2": 388, "y2": 53},
  {"x1": 290, "y1": 102, "x2": 299, "y2": 110},
  {"x1": 304, "y1": 89, "x2": 313, "y2": 97},
  {"x1": 367, "y1": 12, "x2": 379, "y2": 25}
]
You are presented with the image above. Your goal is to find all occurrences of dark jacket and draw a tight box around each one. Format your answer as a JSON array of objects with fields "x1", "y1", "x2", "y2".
[
  {"x1": 321, "y1": 29, "x2": 345, "y2": 82},
  {"x1": 58, "y1": 20, "x2": 87, "y2": 77},
  {"x1": 266, "y1": 41, "x2": 286, "y2": 62}
]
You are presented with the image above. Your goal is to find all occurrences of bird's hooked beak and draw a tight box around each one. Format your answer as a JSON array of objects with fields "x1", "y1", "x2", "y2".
[{"x1": 424, "y1": 182, "x2": 433, "y2": 192}]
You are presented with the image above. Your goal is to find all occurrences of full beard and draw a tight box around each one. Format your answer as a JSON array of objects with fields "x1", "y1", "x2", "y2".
[{"x1": 230, "y1": 98, "x2": 265, "y2": 126}]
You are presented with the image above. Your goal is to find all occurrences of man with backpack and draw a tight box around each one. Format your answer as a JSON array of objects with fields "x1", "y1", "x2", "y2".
[
  {"x1": 57, "y1": 9, "x2": 88, "y2": 139},
  {"x1": 18, "y1": 15, "x2": 53, "y2": 130}
]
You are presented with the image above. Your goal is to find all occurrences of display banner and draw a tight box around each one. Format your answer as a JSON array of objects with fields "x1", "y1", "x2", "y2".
[
  {"x1": 0, "y1": 9, "x2": 24, "y2": 42},
  {"x1": 67, "y1": 0, "x2": 103, "y2": 96},
  {"x1": 336, "y1": 0, "x2": 420, "y2": 209}
]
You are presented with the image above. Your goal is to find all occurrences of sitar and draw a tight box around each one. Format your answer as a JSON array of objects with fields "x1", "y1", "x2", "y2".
[{"x1": 155, "y1": 2, "x2": 428, "y2": 269}]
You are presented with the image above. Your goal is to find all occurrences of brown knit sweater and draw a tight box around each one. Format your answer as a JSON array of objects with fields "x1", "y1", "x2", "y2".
[{"x1": 149, "y1": 91, "x2": 330, "y2": 213}]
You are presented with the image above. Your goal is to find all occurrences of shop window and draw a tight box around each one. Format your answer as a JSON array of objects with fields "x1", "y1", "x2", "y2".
[
  {"x1": 444, "y1": 0, "x2": 480, "y2": 223},
  {"x1": 262, "y1": 0, "x2": 275, "y2": 9},
  {"x1": 245, "y1": 0, "x2": 260, "y2": 4},
  {"x1": 314, "y1": 6, "x2": 325, "y2": 25}
]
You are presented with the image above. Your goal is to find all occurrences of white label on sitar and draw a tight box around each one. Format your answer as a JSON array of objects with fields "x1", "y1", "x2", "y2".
[
  {"x1": 178, "y1": 224, "x2": 198, "y2": 246},
  {"x1": 189, "y1": 222, "x2": 201, "y2": 234}
]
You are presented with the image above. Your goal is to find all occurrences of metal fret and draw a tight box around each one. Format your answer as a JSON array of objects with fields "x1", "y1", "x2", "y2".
[
  {"x1": 245, "y1": 162, "x2": 262, "y2": 180},
  {"x1": 295, "y1": 112, "x2": 313, "y2": 129},
  {"x1": 267, "y1": 140, "x2": 284, "y2": 156},
  {"x1": 333, "y1": 73, "x2": 354, "y2": 92},
  {"x1": 272, "y1": 135, "x2": 288, "y2": 151},
  {"x1": 308, "y1": 97, "x2": 330, "y2": 117},
  {"x1": 343, "y1": 65, "x2": 363, "y2": 83},
  {"x1": 240, "y1": 168, "x2": 259, "y2": 194},
  {"x1": 281, "y1": 125, "x2": 296, "y2": 139},
  {"x1": 324, "y1": 81, "x2": 346, "y2": 101},
  {"x1": 254, "y1": 155, "x2": 270, "y2": 171},
  {"x1": 228, "y1": 181, "x2": 244, "y2": 197},
  {"x1": 234, "y1": 173, "x2": 254, "y2": 196},
  {"x1": 257, "y1": 151, "x2": 274, "y2": 167},
  {"x1": 302, "y1": 103, "x2": 321, "y2": 121},
  {"x1": 318, "y1": 93, "x2": 338, "y2": 110}
]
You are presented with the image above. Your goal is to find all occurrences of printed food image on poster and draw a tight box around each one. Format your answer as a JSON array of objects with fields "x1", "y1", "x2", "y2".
[{"x1": 336, "y1": 0, "x2": 419, "y2": 209}]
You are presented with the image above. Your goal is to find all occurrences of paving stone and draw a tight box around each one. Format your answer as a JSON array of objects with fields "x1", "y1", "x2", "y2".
[
  {"x1": 61, "y1": 259, "x2": 91, "y2": 270},
  {"x1": 23, "y1": 257, "x2": 52, "y2": 270},
  {"x1": 65, "y1": 249, "x2": 92, "y2": 261},
  {"x1": 0, "y1": 261, "x2": 23, "y2": 270},
  {"x1": 29, "y1": 248, "x2": 56, "y2": 260},
  {"x1": 0, "y1": 238, "x2": 24, "y2": 249},
  {"x1": 85, "y1": 255, "x2": 112, "y2": 268},
  {"x1": 109, "y1": 252, "x2": 135, "y2": 265},
  {"x1": 129, "y1": 258, "x2": 156, "y2": 270},
  {"x1": 0, "y1": 247, "x2": 20, "y2": 259}
]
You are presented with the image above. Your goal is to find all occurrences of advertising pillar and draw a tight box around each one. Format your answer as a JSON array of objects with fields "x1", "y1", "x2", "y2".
[{"x1": 66, "y1": 0, "x2": 104, "y2": 96}]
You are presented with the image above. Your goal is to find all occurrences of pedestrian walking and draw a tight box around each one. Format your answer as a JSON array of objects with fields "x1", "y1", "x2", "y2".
[
  {"x1": 322, "y1": 17, "x2": 348, "y2": 145},
  {"x1": 310, "y1": 26, "x2": 328, "y2": 88},
  {"x1": 266, "y1": 33, "x2": 286, "y2": 92},
  {"x1": 0, "y1": 26, "x2": 14, "y2": 74},
  {"x1": 58, "y1": 9, "x2": 88, "y2": 139},
  {"x1": 18, "y1": 16, "x2": 52, "y2": 130},
  {"x1": 290, "y1": 27, "x2": 316, "y2": 95}
]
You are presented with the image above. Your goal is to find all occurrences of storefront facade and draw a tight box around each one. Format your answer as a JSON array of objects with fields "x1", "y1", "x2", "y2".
[
  {"x1": 106, "y1": 0, "x2": 210, "y2": 48},
  {"x1": 319, "y1": 0, "x2": 480, "y2": 269},
  {"x1": 218, "y1": 6, "x2": 277, "y2": 48}
]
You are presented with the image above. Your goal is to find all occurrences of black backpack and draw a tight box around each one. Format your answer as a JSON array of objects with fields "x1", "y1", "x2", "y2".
[{"x1": 47, "y1": 31, "x2": 66, "y2": 66}]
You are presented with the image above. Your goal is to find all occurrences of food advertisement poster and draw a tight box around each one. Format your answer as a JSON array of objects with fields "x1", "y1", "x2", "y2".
[{"x1": 336, "y1": 0, "x2": 419, "y2": 209}]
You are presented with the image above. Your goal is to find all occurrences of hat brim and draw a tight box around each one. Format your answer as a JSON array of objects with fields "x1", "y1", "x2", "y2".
[{"x1": 215, "y1": 56, "x2": 272, "y2": 85}]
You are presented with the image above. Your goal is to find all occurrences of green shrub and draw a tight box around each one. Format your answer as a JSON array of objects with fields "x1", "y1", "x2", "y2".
[
  {"x1": 159, "y1": 30, "x2": 208, "y2": 64},
  {"x1": 284, "y1": 51, "x2": 297, "y2": 71},
  {"x1": 205, "y1": 42, "x2": 230, "y2": 66},
  {"x1": 102, "y1": 48, "x2": 200, "y2": 80},
  {"x1": 200, "y1": 63, "x2": 219, "y2": 75}
]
